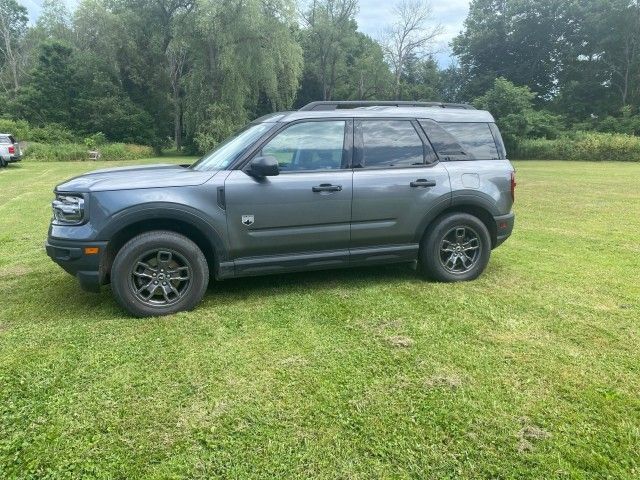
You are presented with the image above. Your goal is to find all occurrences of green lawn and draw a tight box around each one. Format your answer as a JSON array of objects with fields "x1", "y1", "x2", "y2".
[{"x1": 1, "y1": 159, "x2": 639, "y2": 479}]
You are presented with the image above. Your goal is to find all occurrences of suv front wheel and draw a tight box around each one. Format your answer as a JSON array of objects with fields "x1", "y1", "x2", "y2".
[
  {"x1": 111, "y1": 231, "x2": 209, "y2": 317},
  {"x1": 420, "y1": 213, "x2": 491, "y2": 282}
]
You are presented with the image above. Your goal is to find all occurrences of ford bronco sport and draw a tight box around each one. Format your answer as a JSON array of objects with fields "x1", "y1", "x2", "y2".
[{"x1": 46, "y1": 101, "x2": 516, "y2": 317}]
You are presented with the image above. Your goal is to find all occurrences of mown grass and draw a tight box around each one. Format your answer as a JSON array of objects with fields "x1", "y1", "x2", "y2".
[{"x1": 1, "y1": 159, "x2": 639, "y2": 479}]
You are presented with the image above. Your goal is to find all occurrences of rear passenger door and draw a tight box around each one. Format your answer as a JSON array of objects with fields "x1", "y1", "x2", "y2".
[{"x1": 350, "y1": 119, "x2": 451, "y2": 263}]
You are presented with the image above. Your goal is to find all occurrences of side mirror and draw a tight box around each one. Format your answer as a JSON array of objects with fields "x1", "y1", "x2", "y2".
[{"x1": 247, "y1": 156, "x2": 279, "y2": 178}]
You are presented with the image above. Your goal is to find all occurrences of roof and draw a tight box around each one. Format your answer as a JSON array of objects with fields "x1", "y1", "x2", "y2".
[{"x1": 260, "y1": 107, "x2": 495, "y2": 124}]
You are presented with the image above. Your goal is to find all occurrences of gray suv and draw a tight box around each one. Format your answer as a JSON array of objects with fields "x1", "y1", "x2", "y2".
[{"x1": 46, "y1": 101, "x2": 516, "y2": 317}]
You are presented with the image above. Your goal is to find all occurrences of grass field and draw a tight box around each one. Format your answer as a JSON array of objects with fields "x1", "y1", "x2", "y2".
[{"x1": 1, "y1": 159, "x2": 639, "y2": 479}]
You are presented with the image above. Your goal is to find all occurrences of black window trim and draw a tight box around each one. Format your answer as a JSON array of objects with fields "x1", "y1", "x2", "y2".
[
  {"x1": 237, "y1": 118, "x2": 354, "y2": 174},
  {"x1": 353, "y1": 117, "x2": 438, "y2": 171},
  {"x1": 488, "y1": 122, "x2": 507, "y2": 160}
]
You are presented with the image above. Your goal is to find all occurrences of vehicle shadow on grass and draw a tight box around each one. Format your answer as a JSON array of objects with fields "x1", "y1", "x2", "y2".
[
  {"x1": 72, "y1": 264, "x2": 420, "y2": 316},
  {"x1": 204, "y1": 264, "x2": 421, "y2": 305}
]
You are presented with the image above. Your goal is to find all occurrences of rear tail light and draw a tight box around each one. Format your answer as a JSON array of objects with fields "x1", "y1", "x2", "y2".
[
  {"x1": 8, "y1": 145, "x2": 14, "y2": 155},
  {"x1": 510, "y1": 171, "x2": 516, "y2": 202}
]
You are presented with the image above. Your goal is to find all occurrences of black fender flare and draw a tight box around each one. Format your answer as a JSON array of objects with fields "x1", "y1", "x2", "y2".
[
  {"x1": 97, "y1": 202, "x2": 228, "y2": 262},
  {"x1": 413, "y1": 191, "x2": 500, "y2": 244}
]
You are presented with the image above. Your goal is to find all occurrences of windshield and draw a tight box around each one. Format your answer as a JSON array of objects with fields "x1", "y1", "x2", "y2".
[{"x1": 190, "y1": 123, "x2": 274, "y2": 171}]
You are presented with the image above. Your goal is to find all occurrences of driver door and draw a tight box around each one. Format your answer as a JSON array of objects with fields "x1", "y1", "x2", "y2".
[{"x1": 224, "y1": 119, "x2": 354, "y2": 276}]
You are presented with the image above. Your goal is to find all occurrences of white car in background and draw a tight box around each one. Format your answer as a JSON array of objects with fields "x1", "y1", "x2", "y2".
[{"x1": 0, "y1": 134, "x2": 22, "y2": 167}]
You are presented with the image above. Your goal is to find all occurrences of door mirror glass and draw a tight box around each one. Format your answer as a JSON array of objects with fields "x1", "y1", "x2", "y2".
[{"x1": 248, "y1": 156, "x2": 280, "y2": 177}]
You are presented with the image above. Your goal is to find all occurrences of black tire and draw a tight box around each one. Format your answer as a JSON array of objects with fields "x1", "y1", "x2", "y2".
[
  {"x1": 420, "y1": 213, "x2": 491, "y2": 282},
  {"x1": 111, "y1": 230, "x2": 209, "y2": 317},
  {"x1": 0, "y1": 158, "x2": 7, "y2": 168}
]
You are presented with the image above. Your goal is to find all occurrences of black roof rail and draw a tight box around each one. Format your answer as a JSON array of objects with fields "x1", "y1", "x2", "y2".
[{"x1": 299, "y1": 100, "x2": 475, "y2": 111}]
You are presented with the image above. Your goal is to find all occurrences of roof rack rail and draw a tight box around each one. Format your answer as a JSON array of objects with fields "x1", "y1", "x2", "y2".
[{"x1": 299, "y1": 100, "x2": 475, "y2": 111}]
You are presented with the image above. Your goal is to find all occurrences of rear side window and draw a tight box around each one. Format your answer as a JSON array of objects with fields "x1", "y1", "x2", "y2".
[
  {"x1": 357, "y1": 120, "x2": 424, "y2": 168},
  {"x1": 419, "y1": 120, "x2": 499, "y2": 160},
  {"x1": 0, "y1": 136, "x2": 10, "y2": 144}
]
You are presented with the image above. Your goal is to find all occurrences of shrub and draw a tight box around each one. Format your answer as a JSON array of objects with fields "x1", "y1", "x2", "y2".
[
  {"x1": 28, "y1": 123, "x2": 75, "y2": 143},
  {"x1": 84, "y1": 132, "x2": 108, "y2": 150},
  {"x1": 513, "y1": 132, "x2": 640, "y2": 161},
  {"x1": 0, "y1": 118, "x2": 31, "y2": 139},
  {"x1": 0, "y1": 119, "x2": 75, "y2": 143},
  {"x1": 99, "y1": 143, "x2": 153, "y2": 160},
  {"x1": 22, "y1": 142, "x2": 153, "y2": 162},
  {"x1": 22, "y1": 143, "x2": 88, "y2": 162}
]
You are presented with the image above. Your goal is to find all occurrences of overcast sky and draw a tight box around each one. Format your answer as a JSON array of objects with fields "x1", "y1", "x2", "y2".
[
  {"x1": 20, "y1": 0, "x2": 470, "y2": 66},
  {"x1": 357, "y1": 0, "x2": 470, "y2": 66}
]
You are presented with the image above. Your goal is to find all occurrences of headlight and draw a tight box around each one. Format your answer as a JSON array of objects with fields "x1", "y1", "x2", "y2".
[{"x1": 52, "y1": 194, "x2": 85, "y2": 224}]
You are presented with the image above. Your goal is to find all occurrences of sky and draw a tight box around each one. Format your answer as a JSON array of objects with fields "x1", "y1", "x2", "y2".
[
  {"x1": 20, "y1": 0, "x2": 471, "y2": 66},
  {"x1": 356, "y1": 0, "x2": 471, "y2": 66}
]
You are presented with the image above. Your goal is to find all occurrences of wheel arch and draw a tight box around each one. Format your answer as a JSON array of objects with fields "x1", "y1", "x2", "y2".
[
  {"x1": 417, "y1": 196, "x2": 499, "y2": 249},
  {"x1": 98, "y1": 205, "x2": 227, "y2": 281}
]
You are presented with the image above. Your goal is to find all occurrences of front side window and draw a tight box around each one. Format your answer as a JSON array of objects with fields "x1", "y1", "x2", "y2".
[
  {"x1": 421, "y1": 121, "x2": 499, "y2": 160},
  {"x1": 260, "y1": 121, "x2": 346, "y2": 172},
  {"x1": 358, "y1": 120, "x2": 424, "y2": 168}
]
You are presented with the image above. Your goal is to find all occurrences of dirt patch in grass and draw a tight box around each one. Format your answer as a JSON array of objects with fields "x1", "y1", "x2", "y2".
[
  {"x1": 0, "y1": 264, "x2": 31, "y2": 278},
  {"x1": 424, "y1": 373, "x2": 463, "y2": 390},
  {"x1": 387, "y1": 335, "x2": 414, "y2": 348},
  {"x1": 517, "y1": 417, "x2": 551, "y2": 452}
]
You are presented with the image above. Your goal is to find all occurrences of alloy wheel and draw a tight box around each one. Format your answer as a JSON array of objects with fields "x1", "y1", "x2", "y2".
[
  {"x1": 439, "y1": 226, "x2": 482, "y2": 274},
  {"x1": 129, "y1": 248, "x2": 192, "y2": 307}
]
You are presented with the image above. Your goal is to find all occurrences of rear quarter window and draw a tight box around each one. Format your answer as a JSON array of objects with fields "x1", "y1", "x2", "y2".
[
  {"x1": 0, "y1": 136, "x2": 11, "y2": 144},
  {"x1": 419, "y1": 120, "x2": 500, "y2": 160}
]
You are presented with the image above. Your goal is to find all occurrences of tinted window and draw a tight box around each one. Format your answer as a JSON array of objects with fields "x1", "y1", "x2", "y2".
[
  {"x1": 441, "y1": 123, "x2": 499, "y2": 160},
  {"x1": 261, "y1": 121, "x2": 345, "y2": 172},
  {"x1": 419, "y1": 120, "x2": 467, "y2": 160},
  {"x1": 359, "y1": 120, "x2": 424, "y2": 168},
  {"x1": 420, "y1": 121, "x2": 500, "y2": 160}
]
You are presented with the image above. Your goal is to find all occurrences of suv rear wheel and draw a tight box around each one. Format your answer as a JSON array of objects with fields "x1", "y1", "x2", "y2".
[
  {"x1": 420, "y1": 213, "x2": 491, "y2": 282},
  {"x1": 111, "y1": 231, "x2": 209, "y2": 317}
]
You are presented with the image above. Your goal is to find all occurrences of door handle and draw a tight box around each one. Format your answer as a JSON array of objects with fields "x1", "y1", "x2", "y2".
[
  {"x1": 312, "y1": 184, "x2": 342, "y2": 192},
  {"x1": 410, "y1": 179, "x2": 437, "y2": 188}
]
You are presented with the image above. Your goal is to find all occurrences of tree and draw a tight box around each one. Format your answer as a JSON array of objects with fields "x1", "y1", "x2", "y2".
[
  {"x1": 380, "y1": 0, "x2": 442, "y2": 99},
  {"x1": 452, "y1": 0, "x2": 572, "y2": 101},
  {"x1": 34, "y1": 0, "x2": 73, "y2": 43},
  {"x1": 0, "y1": 0, "x2": 27, "y2": 91},
  {"x1": 397, "y1": 54, "x2": 441, "y2": 101},
  {"x1": 16, "y1": 42, "x2": 79, "y2": 126},
  {"x1": 182, "y1": 0, "x2": 302, "y2": 152},
  {"x1": 299, "y1": 0, "x2": 359, "y2": 101},
  {"x1": 474, "y1": 77, "x2": 563, "y2": 149}
]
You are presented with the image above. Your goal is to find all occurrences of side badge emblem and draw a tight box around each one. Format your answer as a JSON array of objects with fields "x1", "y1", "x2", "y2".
[{"x1": 241, "y1": 215, "x2": 255, "y2": 226}]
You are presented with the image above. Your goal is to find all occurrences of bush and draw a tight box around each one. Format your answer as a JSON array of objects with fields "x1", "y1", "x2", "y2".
[
  {"x1": 513, "y1": 132, "x2": 640, "y2": 161},
  {"x1": 0, "y1": 118, "x2": 30, "y2": 139},
  {"x1": 84, "y1": 132, "x2": 108, "y2": 150},
  {"x1": 23, "y1": 142, "x2": 153, "y2": 162},
  {"x1": 99, "y1": 143, "x2": 153, "y2": 160},
  {"x1": 0, "y1": 119, "x2": 75, "y2": 143}
]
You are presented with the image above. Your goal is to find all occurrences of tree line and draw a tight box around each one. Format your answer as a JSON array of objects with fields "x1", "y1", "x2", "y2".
[{"x1": 0, "y1": 0, "x2": 638, "y2": 154}]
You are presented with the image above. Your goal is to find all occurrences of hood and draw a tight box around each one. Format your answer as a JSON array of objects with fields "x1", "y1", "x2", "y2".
[{"x1": 55, "y1": 164, "x2": 218, "y2": 193}]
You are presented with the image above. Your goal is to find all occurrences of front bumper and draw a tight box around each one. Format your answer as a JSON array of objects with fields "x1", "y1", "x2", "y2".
[
  {"x1": 494, "y1": 212, "x2": 515, "y2": 248},
  {"x1": 45, "y1": 238, "x2": 108, "y2": 292}
]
